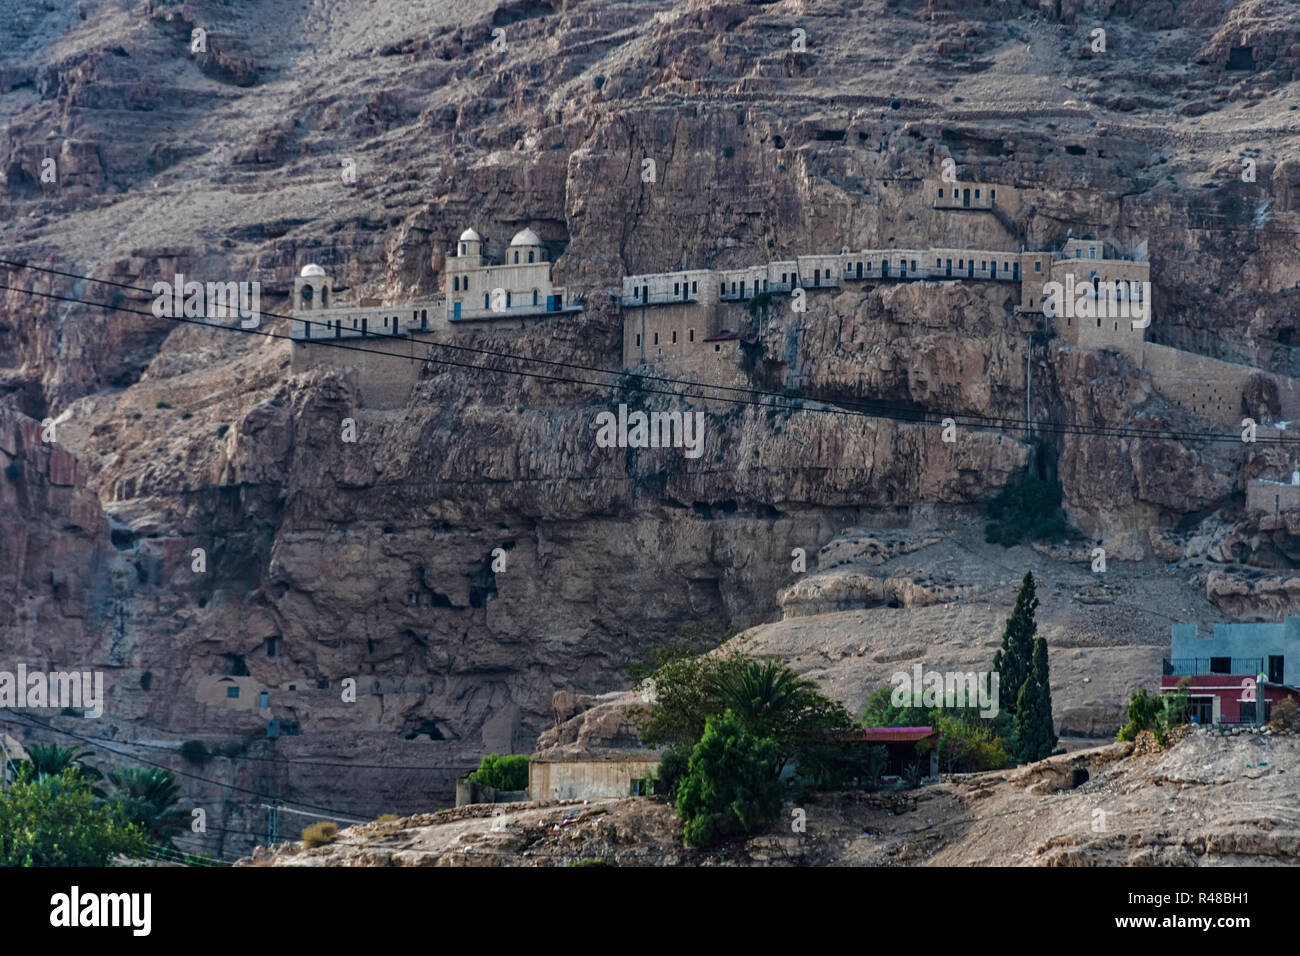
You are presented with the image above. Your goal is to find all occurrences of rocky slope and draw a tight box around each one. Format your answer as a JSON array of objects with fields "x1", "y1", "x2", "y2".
[
  {"x1": 1, "y1": 0, "x2": 1299, "y2": 860},
  {"x1": 241, "y1": 728, "x2": 1300, "y2": 866}
]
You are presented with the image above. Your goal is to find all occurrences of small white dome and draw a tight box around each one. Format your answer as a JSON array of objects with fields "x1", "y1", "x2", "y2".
[
  {"x1": 510, "y1": 228, "x2": 541, "y2": 247},
  {"x1": 459, "y1": 228, "x2": 482, "y2": 242},
  {"x1": 300, "y1": 263, "x2": 326, "y2": 278}
]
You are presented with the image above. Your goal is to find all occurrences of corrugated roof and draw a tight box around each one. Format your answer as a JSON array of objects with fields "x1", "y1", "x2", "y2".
[{"x1": 851, "y1": 726, "x2": 937, "y2": 743}]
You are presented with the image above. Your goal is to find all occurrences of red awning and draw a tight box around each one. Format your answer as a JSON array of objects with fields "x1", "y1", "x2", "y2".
[{"x1": 851, "y1": 727, "x2": 937, "y2": 743}]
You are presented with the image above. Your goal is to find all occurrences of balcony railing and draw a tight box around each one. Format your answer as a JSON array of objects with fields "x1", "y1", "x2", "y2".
[
  {"x1": 620, "y1": 291, "x2": 698, "y2": 307},
  {"x1": 450, "y1": 303, "x2": 579, "y2": 321},
  {"x1": 1163, "y1": 658, "x2": 1264, "y2": 677}
]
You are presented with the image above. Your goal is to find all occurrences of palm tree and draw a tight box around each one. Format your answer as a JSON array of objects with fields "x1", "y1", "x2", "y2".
[
  {"x1": 712, "y1": 658, "x2": 811, "y2": 731},
  {"x1": 22, "y1": 744, "x2": 105, "y2": 796},
  {"x1": 107, "y1": 767, "x2": 187, "y2": 844},
  {"x1": 25, "y1": 743, "x2": 98, "y2": 777},
  {"x1": 709, "y1": 657, "x2": 833, "y2": 775}
]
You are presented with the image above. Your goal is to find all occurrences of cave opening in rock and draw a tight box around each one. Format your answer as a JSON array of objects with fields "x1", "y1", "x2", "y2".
[{"x1": 1226, "y1": 46, "x2": 1255, "y2": 71}]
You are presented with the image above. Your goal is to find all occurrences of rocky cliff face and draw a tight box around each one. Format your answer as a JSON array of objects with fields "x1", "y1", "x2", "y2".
[{"x1": 2, "y1": 0, "x2": 1299, "y2": 858}]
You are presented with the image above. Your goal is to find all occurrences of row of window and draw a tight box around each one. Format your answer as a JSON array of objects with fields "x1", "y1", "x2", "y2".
[
  {"x1": 302, "y1": 308, "x2": 435, "y2": 338},
  {"x1": 642, "y1": 256, "x2": 1039, "y2": 298},
  {"x1": 629, "y1": 280, "x2": 699, "y2": 300},
  {"x1": 935, "y1": 186, "x2": 996, "y2": 201},
  {"x1": 379, "y1": 309, "x2": 430, "y2": 329},
  {"x1": 456, "y1": 242, "x2": 538, "y2": 265},
  {"x1": 461, "y1": 290, "x2": 542, "y2": 308},
  {"x1": 635, "y1": 329, "x2": 697, "y2": 347}
]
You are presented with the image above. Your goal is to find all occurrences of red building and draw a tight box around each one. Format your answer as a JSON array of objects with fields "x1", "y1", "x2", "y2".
[
  {"x1": 851, "y1": 726, "x2": 940, "y2": 778},
  {"x1": 1161, "y1": 618, "x2": 1300, "y2": 724}
]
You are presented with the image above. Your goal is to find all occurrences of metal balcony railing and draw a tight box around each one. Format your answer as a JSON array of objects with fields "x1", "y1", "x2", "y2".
[
  {"x1": 1163, "y1": 658, "x2": 1264, "y2": 677},
  {"x1": 451, "y1": 303, "x2": 578, "y2": 321}
]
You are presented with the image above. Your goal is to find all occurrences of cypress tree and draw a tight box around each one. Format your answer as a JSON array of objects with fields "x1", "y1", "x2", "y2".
[
  {"x1": 993, "y1": 571, "x2": 1038, "y2": 717},
  {"x1": 1013, "y1": 636, "x2": 1057, "y2": 763}
]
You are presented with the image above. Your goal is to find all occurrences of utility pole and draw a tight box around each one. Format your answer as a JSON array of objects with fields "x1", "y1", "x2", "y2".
[
  {"x1": 1026, "y1": 332, "x2": 1032, "y2": 441},
  {"x1": 264, "y1": 801, "x2": 281, "y2": 846},
  {"x1": 0, "y1": 736, "x2": 16, "y2": 791}
]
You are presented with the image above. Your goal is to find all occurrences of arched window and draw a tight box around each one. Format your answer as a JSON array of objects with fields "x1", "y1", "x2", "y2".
[
  {"x1": 453, "y1": 276, "x2": 459, "y2": 291},
  {"x1": 506, "y1": 292, "x2": 511, "y2": 307},
  {"x1": 528, "y1": 250, "x2": 534, "y2": 263},
  {"x1": 460, "y1": 243, "x2": 466, "y2": 256},
  {"x1": 301, "y1": 285, "x2": 313, "y2": 304},
  {"x1": 321, "y1": 287, "x2": 328, "y2": 306},
  {"x1": 484, "y1": 293, "x2": 489, "y2": 309},
  {"x1": 532, "y1": 289, "x2": 538, "y2": 305},
  {"x1": 514, "y1": 251, "x2": 519, "y2": 264}
]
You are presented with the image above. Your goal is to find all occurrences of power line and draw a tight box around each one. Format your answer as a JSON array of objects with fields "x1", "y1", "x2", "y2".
[
  {"x1": 2, "y1": 259, "x2": 1293, "y2": 445},
  {"x1": 0, "y1": 709, "x2": 389, "y2": 822},
  {"x1": 0, "y1": 258, "x2": 1112, "y2": 437},
  {"x1": 3, "y1": 718, "x2": 477, "y2": 772}
]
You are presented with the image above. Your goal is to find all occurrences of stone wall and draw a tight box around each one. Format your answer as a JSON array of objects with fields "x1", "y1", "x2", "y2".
[
  {"x1": 622, "y1": 302, "x2": 713, "y2": 366},
  {"x1": 1246, "y1": 479, "x2": 1300, "y2": 514},
  {"x1": 290, "y1": 334, "x2": 427, "y2": 409},
  {"x1": 528, "y1": 758, "x2": 662, "y2": 802},
  {"x1": 1142, "y1": 342, "x2": 1300, "y2": 427}
]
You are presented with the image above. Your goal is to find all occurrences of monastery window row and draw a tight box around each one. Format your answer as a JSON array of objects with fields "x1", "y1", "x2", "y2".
[
  {"x1": 935, "y1": 187, "x2": 995, "y2": 201},
  {"x1": 635, "y1": 329, "x2": 695, "y2": 348}
]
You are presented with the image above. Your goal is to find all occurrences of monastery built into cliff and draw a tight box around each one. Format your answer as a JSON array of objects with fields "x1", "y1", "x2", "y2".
[{"x1": 286, "y1": 185, "x2": 1300, "y2": 437}]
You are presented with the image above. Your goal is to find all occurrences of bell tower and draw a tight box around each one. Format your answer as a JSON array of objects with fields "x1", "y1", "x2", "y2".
[{"x1": 294, "y1": 263, "x2": 333, "y2": 313}]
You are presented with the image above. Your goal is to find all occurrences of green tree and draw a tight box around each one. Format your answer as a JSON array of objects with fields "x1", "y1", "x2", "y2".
[
  {"x1": 0, "y1": 768, "x2": 147, "y2": 866},
  {"x1": 1116, "y1": 688, "x2": 1162, "y2": 742},
  {"x1": 467, "y1": 754, "x2": 529, "y2": 791},
  {"x1": 107, "y1": 767, "x2": 188, "y2": 844},
  {"x1": 1116, "y1": 680, "x2": 1191, "y2": 747},
  {"x1": 632, "y1": 649, "x2": 741, "y2": 754},
  {"x1": 22, "y1": 744, "x2": 105, "y2": 798},
  {"x1": 675, "y1": 712, "x2": 783, "y2": 848},
  {"x1": 860, "y1": 685, "x2": 1011, "y2": 774},
  {"x1": 993, "y1": 571, "x2": 1039, "y2": 718},
  {"x1": 858, "y1": 684, "x2": 931, "y2": 729},
  {"x1": 650, "y1": 747, "x2": 690, "y2": 801},
  {"x1": 1013, "y1": 636, "x2": 1056, "y2": 763},
  {"x1": 1155, "y1": 679, "x2": 1190, "y2": 743},
  {"x1": 709, "y1": 656, "x2": 852, "y2": 776},
  {"x1": 637, "y1": 651, "x2": 854, "y2": 782},
  {"x1": 24, "y1": 744, "x2": 101, "y2": 780},
  {"x1": 984, "y1": 474, "x2": 1068, "y2": 547},
  {"x1": 795, "y1": 737, "x2": 887, "y2": 791},
  {"x1": 934, "y1": 713, "x2": 1012, "y2": 773}
]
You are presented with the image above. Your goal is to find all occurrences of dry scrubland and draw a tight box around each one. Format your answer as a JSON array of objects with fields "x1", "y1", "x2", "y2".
[{"x1": 245, "y1": 729, "x2": 1300, "y2": 866}]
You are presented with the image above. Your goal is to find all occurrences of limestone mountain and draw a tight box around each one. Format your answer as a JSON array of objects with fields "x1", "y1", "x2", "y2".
[{"x1": 1, "y1": 0, "x2": 1298, "y2": 860}]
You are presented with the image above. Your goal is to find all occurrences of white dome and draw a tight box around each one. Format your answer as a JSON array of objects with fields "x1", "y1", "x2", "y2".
[
  {"x1": 510, "y1": 228, "x2": 541, "y2": 247},
  {"x1": 459, "y1": 228, "x2": 482, "y2": 242},
  {"x1": 300, "y1": 263, "x2": 326, "y2": 278}
]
